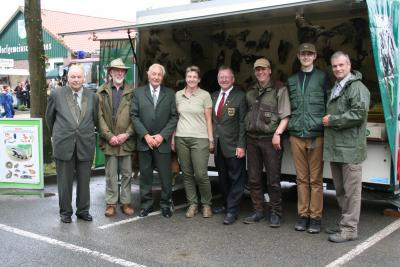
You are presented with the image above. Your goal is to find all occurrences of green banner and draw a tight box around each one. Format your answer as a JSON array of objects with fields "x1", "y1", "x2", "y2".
[
  {"x1": 367, "y1": 0, "x2": 399, "y2": 170},
  {"x1": 99, "y1": 39, "x2": 135, "y2": 86}
]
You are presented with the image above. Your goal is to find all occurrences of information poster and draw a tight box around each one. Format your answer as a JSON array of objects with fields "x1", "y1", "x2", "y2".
[{"x1": 0, "y1": 119, "x2": 43, "y2": 189}]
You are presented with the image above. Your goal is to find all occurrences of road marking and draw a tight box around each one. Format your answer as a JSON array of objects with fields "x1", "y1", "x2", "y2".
[
  {"x1": 326, "y1": 219, "x2": 400, "y2": 267},
  {"x1": 98, "y1": 203, "x2": 188, "y2": 230},
  {"x1": 0, "y1": 223, "x2": 146, "y2": 267}
]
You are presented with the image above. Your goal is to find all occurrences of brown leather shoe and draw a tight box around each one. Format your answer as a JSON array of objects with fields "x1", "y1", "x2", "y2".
[
  {"x1": 202, "y1": 205, "x2": 212, "y2": 218},
  {"x1": 104, "y1": 205, "x2": 116, "y2": 217},
  {"x1": 121, "y1": 204, "x2": 134, "y2": 216},
  {"x1": 185, "y1": 205, "x2": 198, "y2": 218}
]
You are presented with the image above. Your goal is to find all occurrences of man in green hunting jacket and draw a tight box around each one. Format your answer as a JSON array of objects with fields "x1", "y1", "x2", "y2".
[
  {"x1": 243, "y1": 58, "x2": 291, "y2": 228},
  {"x1": 323, "y1": 51, "x2": 370, "y2": 243},
  {"x1": 98, "y1": 58, "x2": 136, "y2": 217},
  {"x1": 288, "y1": 43, "x2": 329, "y2": 234}
]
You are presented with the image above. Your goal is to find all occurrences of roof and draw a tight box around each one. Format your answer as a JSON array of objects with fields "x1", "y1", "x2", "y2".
[
  {"x1": 40, "y1": 8, "x2": 134, "y2": 53},
  {"x1": 1, "y1": 6, "x2": 134, "y2": 54}
]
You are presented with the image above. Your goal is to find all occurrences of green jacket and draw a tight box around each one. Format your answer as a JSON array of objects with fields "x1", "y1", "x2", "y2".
[
  {"x1": 287, "y1": 68, "x2": 328, "y2": 138},
  {"x1": 323, "y1": 71, "x2": 370, "y2": 164},
  {"x1": 212, "y1": 87, "x2": 247, "y2": 158},
  {"x1": 97, "y1": 82, "x2": 136, "y2": 156}
]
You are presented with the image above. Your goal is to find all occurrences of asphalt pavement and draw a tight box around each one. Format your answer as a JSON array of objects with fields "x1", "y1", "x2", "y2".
[{"x1": 1, "y1": 175, "x2": 400, "y2": 267}]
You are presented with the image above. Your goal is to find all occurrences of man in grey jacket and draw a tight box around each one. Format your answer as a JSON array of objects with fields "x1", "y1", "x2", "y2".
[
  {"x1": 46, "y1": 64, "x2": 98, "y2": 223},
  {"x1": 323, "y1": 51, "x2": 370, "y2": 243}
]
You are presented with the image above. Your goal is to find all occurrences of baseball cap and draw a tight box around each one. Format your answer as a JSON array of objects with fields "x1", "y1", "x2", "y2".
[
  {"x1": 253, "y1": 58, "x2": 271, "y2": 69},
  {"x1": 298, "y1": 43, "x2": 316, "y2": 53}
]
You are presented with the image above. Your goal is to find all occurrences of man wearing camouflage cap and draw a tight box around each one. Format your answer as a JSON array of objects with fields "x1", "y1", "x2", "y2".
[{"x1": 287, "y1": 43, "x2": 329, "y2": 233}]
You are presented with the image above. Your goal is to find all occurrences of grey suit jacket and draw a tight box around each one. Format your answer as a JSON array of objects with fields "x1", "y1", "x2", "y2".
[
  {"x1": 45, "y1": 86, "x2": 98, "y2": 161},
  {"x1": 212, "y1": 87, "x2": 247, "y2": 158},
  {"x1": 130, "y1": 84, "x2": 178, "y2": 153}
]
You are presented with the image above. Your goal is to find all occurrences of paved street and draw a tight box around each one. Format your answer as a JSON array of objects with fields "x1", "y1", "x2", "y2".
[{"x1": 1, "y1": 175, "x2": 400, "y2": 267}]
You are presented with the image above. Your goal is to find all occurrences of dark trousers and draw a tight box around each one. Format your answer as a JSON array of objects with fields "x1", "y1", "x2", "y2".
[
  {"x1": 138, "y1": 149, "x2": 172, "y2": 209},
  {"x1": 247, "y1": 136, "x2": 282, "y2": 216},
  {"x1": 214, "y1": 143, "x2": 246, "y2": 216},
  {"x1": 55, "y1": 149, "x2": 91, "y2": 217}
]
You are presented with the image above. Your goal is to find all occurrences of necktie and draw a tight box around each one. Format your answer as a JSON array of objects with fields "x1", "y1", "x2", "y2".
[
  {"x1": 152, "y1": 89, "x2": 158, "y2": 109},
  {"x1": 73, "y1": 92, "x2": 81, "y2": 121},
  {"x1": 216, "y1": 92, "x2": 225, "y2": 119}
]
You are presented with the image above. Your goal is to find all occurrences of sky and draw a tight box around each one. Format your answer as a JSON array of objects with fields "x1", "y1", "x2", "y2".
[{"x1": 0, "y1": 0, "x2": 190, "y2": 28}]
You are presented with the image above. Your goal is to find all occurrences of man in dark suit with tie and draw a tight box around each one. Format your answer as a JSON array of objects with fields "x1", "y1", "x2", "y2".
[
  {"x1": 130, "y1": 63, "x2": 178, "y2": 218},
  {"x1": 211, "y1": 66, "x2": 247, "y2": 225},
  {"x1": 46, "y1": 64, "x2": 98, "y2": 223}
]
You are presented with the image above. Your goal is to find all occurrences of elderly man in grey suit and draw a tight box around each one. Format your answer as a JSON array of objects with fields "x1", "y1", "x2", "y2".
[
  {"x1": 46, "y1": 64, "x2": 98, "y2": 223},
  {"x1": 130, "y1": 63, "x2": 178, "y2": 218}
]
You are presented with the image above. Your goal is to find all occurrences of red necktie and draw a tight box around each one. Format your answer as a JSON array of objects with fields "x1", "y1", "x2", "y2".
[{"x1": 216, "y1": 92, "x2": 225, "y2": 119}]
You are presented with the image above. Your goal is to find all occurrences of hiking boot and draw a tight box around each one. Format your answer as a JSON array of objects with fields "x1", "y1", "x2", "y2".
[
  {"x1": 121, "y1": 204, "x2": 134, "y2": 216},
  {"x1": 307, "y1": 218, "x2": 321, "y2": 234},
  {"x1": 294, "y1": 216, "x2": 309, "y2": 231},
  {"x1": 328, "y1": 231, "x2": 358, "y2": 243},
  {"x1": 104, "y1": 205, "x2": 116, "y2": 217},
  {"x1": 269, "y1": 213, "x2": 281, "y2": 228},
  {"x1": 185, "y1": 205, "x2": 198, "y2": 218},
  {"x1": 202, "y1": 205, "x2": 212, "y2": 218},
  {"x1": 243, "y1": 211, "x2": 264, "y2": 224}
]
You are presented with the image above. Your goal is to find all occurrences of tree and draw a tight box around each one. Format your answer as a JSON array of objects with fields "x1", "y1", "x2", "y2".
[{"x1": 24, "y1": 0, "x2": 52, "y2": 163}]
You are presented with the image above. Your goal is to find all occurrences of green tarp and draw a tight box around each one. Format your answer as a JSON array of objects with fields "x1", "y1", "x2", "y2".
[{"x1": 367, "y1": 0, "x2": 400, "y2": 181}]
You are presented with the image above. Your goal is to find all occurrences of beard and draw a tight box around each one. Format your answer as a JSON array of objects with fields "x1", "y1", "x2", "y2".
[{"x1": 113, "y1": 77, "x2": 124, "y2": 85}]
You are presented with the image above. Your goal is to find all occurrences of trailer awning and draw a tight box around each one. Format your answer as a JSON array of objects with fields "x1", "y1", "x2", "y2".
[
  {"x1": 0, "y1": 68, "x2": 29, "y2": 76},
  {"x1": 135, "y1": 0, "x2": 366, "y2": 29},
  {"x1": 58, "y1": 0, "x2": 366, "y2": 36}
]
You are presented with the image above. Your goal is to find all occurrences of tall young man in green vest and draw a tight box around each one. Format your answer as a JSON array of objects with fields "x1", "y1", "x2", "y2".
[{"x1": 287, "y1": 43, "x2": 329, "y2": 233}]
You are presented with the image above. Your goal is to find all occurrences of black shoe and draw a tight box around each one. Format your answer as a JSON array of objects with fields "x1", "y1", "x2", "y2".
[
  {"x1": 269, "y1": 213, "x2": 281, "y2": 228},
  {"x1": 212, "y1": 206, "x2": 227, "y2": 214},
  {"x1": 76, "y1": 213, "x2": 93, "y2": 221},
  {"x1": 161, "y1": 207, "x2": 172, "y2": 218},
  {"x1": 294, "y1": 216, "x2": 309, "y2": 231},
  {"x1": 60, "y1": 215, "x2": 72, "y2": 223},
  {"x1": 223, "y1": 213, "x2": 237, "y2": 225},
  {"x1": 139, "y1": 207, "x2": 154, "y2": 217},
  {"x1": 243, "y1": 211, "x2": 264, "y2": 224},
  {"x1": 307, "y1": 218, "x2": 321, "y2": 234}
]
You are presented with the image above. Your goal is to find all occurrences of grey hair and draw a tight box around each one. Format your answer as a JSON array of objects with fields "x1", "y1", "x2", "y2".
[
  {"x1": 68, "y1": 64, "x2": 85, "y2": 76},
  {"x1": 147, "y1": 63, "x2": 166, "y2": 76},
  {"x1": 330, "y1": 51, "x2": 351, "y2": 64}
]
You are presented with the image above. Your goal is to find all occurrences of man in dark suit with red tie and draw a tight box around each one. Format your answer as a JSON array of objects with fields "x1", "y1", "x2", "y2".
[{"x1": 211, "y1": 66, "x2": 247, "y2": 225}]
